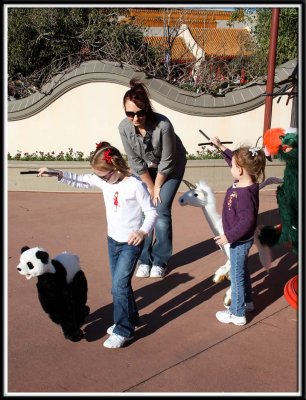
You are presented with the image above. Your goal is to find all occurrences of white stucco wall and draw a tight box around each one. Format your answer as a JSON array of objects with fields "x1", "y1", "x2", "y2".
[{"x1": 7, "y1": 81, "x2": 293, "y2": 157}]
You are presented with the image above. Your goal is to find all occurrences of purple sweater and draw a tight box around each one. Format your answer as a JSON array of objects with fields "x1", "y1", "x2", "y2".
[{"x1": 221, "y1": 149, "x2": 259, "y2": 244}]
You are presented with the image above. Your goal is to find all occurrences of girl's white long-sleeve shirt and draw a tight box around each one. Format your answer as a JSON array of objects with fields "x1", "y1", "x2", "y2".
[{"x1": 59, "y1": 172, "x2": 158, "y2": 242}]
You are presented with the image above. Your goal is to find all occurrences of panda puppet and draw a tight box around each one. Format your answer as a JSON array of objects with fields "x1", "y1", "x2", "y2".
[{"x1": 17, "y1": 246, "x2": 90, "y2": 342}]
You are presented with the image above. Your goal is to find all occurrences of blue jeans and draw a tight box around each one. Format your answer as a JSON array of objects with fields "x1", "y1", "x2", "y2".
[
  {"x1": 139, "y1": 170, "x2": 184, "y2": 267},
  {"x1": 107, "y1": 236, "x2": 143, "y2": 338},
  {"x1": 229, "y1": 238, "x2": 253, "y2": 317}
]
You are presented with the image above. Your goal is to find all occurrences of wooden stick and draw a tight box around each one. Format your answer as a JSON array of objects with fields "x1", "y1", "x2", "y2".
[
  {"x1": 199, "y1": 130, "x2": 233, "y2": 148},
  {"x1": 199, "y1": 129, "x2": 211, "y2": 141},
  {"x1": 198, "y1": 142, "x2": 233, "y2": 146},
  {"x1": 20, "y1": 170, "x2": 59, "y2": 176}
]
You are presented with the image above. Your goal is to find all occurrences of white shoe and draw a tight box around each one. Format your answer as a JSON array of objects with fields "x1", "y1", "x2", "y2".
[
  {"x1": 150, "y1": 265, "x2": 167, "y2": 278},
  {"x1": 108, "y1": 323, "x2": 140, "y2": 335},
  {"x1": 216, "y1": 310, "x2": 246, "y2": 326},
  {"x1": 103, "y1": 333, "x2": 134, "y2": 348},
  {"x1": 107, "y1": 324, "x2": 116, "y2": 335},
  {"x1": 136, "y1": 264, "x2": 151, "y2": 277}
]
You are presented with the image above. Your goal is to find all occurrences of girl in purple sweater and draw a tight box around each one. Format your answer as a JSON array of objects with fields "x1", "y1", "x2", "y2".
[{"x1": 211, "y1": 136, "x2": 266, "y2": 326}]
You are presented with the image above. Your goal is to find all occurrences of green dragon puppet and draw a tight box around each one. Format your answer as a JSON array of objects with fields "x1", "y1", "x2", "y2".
[{"x1": 259, "y1": 127, "x2": 298, "y2": 254}]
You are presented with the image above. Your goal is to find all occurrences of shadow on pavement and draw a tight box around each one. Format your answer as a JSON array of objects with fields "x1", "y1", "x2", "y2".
[{"x1": 83, "y1": 246, "x2": 296, "y2": 343}]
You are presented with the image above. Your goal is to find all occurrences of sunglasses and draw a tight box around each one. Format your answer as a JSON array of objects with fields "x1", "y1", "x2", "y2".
[
  {"x1": 96, "y1": 170, "x2": 115, "y2": 182},
  {"x1": 125, "y1": 109, "x2": 146, "y2": 119}
]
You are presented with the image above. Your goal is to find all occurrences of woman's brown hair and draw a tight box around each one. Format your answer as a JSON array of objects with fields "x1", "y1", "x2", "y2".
[{"x1": 123, "y1": 78, "x2": 156, "y2": 126}]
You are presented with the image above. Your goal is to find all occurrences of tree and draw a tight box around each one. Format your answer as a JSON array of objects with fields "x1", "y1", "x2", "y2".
[
  {"x1": 228, "y1": 7, "x2": 298, "y2": 76},
  {"x1": 7, "y1": 7, "x2": 163, "y2": 97},
  {"x1": 7, "y1": 7, "x2": 299, "y2": 100},
  {"x1": 8, "y1": 8, "x2": 95, "y2": 77},
  {"x1": 254, "y1": 8, "x2": 298, "y2": 65}
]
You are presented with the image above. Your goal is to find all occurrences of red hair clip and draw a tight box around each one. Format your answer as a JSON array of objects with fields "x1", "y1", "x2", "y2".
[
  {"x1": 102, "y1": 149, "x2": 112, "y2": 164},
  {"x1": 96, "y1": 141, "x2": 110, "y2": 150}
]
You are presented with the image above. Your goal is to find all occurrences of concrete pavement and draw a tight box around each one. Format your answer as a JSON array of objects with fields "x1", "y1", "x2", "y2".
[{"x1": 6, "y1": 189, "x2": 300, "y2": 395}]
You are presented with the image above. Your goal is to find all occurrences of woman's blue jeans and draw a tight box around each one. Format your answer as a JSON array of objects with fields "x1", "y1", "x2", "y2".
[
  {"x1": 107, "y1": 236, "x2": 143, "y2": 338},
  {"x1": 229, "y1": 238, "x2": 253, "y2": 317},
  {"x1": 139, "y1": 171, "x2": 184, "y2": 268}
]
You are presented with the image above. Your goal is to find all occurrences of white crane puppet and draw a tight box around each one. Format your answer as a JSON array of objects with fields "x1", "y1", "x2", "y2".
[{"x1": 178, "y1": 178, "x2": 281, "y2": 306}]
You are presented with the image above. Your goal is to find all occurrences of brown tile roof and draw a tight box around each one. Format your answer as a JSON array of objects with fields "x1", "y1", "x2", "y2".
[
  {"x1": 144, "y1": 36, "x2": 195, "y2": 63},
  {"x1": 189, "y1": 27, "x2": 254, "y2": 57},
  {"x1": 129, "y1": 8, "x2": 232, "y2": 28},
  {"x1": 128, "y1": 9, "x2": 252, "y2": 59}
]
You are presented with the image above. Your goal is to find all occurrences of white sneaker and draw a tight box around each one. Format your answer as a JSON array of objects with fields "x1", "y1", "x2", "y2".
[
  {"x1": 103, "y1": 333, "x2": 134, "y2": 348},
  {"x1": 150, "y1": 265, "x2": 167, "y2": 278},
  {"x1": 107, "y1": 324, "x2": 116, "y2": 335},
  {"x1": 216, "y1": 310, "x2": 246, "y2": 326},
  {"x1": 108, "y1": 323, "x2": 139, "y2": 335},
  {"x1": 136, "y1": 264, "x2": 151, "y2": 277}
]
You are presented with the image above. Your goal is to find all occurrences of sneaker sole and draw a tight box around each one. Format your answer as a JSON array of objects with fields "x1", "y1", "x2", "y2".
[
  {"x1": 136, "y1": 272, "x2": 150, "y2": 277},
  {"x1": 103, "y1": 336, "x2": 134, "y2": 349},
  {"x1": 150, "y1": 269, "x2": 167, "y2": 278},
  {"x1": 217, "y1": 318, "x2": 246, "y2": 326},
  {"x1": 231, "y1": 321, "x2": 246, "y2": 326},
  {"x1": 216, "y1": 313, "x2": 246, "y2": 326}
]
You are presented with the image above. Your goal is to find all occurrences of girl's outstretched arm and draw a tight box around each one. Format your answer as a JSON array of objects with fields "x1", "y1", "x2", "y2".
[{"x1": 38, "y1": 167, "x2": 92, "y2": 188}]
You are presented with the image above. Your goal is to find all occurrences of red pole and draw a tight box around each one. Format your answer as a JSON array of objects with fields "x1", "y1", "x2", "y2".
[{"x1": 263, "y1": 8, "x2": 280, "y2": 136}]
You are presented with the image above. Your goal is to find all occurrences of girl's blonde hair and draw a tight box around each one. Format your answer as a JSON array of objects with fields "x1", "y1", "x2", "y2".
[
  {"x1": 233, "y1": 146, "x2": 266, "y2": 183},
  {"x1": 90, "y1": 141, "x2": 131, "y2": 176}
]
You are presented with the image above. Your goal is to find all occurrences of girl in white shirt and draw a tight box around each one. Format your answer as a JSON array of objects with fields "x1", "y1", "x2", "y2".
[{"x1": 38, "y1": 141, "x2": 157, "y2": 348}]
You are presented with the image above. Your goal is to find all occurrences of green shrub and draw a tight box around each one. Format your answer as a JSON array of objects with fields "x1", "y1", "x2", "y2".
[
  {"x1": 186, "y1": 146, "x2": 223, "y2": 160},
  {"x1": 8, "y1": 146, "x2": 223, "y2": 161},
  {"x1": 7, "y1": 149, "x2": 92, "y2": 161}
]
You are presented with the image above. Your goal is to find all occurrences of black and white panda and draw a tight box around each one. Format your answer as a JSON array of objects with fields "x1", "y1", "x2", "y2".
[{"x1": 17, "y1": 246, "x2": 90, "y2": 342}]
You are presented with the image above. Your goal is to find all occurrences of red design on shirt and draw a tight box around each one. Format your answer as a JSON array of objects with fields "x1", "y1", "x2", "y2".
[{"x1": 114, "y1": 191, "x2": 119, "y2": 211}]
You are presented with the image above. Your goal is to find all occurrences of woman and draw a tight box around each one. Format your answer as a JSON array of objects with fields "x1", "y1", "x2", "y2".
[{"x1": 119, "y1": 78, "x2": 187, "y2": 278}]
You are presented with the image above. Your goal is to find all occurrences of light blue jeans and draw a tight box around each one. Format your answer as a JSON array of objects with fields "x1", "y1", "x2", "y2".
[
  {"x1": 229, "y1": 238, "x2": 254, "y2": 317},
  {"x1": 107, "y1": 236, "x2": 143, "y2": 338},
  {"x1": 139, "y1": 170, "x2": 184, "y2": 268}
]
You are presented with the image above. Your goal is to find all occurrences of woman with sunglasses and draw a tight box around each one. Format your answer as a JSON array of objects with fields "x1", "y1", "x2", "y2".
[
  {"x1": 119, "y1": 78, "x2": 187, "y2": 279},
  {"x1": 37, "y1": 142, "x2": 157, "y2": 348}
]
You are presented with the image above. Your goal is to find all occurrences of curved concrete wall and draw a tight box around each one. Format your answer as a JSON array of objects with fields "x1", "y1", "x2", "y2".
[{"x1": 7, "y1": 59, "x2": 296, "y2": 156}]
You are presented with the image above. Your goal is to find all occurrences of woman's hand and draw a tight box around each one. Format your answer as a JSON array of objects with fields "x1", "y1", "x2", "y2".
[
  {"x1": 147, "y1": 185, "x2": 155, "y2": 199},
  {"x1": 128, "y1": 230, "x2": 147, "y2": 246},
  {"x1": 153, "y1": 186, "x2": 161, "y2": 206},
  {"x1": 214, "y1": 234, "x2": 228, "y2": 246}
]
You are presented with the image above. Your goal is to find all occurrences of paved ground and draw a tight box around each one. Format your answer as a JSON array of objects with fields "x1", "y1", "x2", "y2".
[{"x1": 6, "y1": 189, "x2": 300, "y2": 395}]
